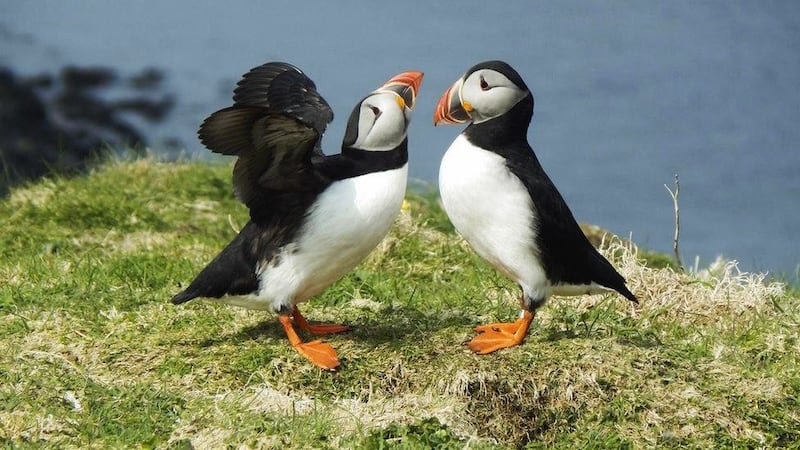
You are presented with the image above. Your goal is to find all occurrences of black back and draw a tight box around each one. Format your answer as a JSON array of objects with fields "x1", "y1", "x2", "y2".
[{"x1": 464, "y1": 94, "x2": 637, "y2": 303}]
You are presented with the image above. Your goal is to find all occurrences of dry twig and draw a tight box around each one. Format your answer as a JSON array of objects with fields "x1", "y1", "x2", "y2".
[{"x1": 664, "y1": 174, "x2": 684, "y2": 270}]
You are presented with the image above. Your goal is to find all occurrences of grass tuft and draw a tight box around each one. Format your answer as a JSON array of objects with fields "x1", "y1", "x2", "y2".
[{"x1": 1, "y1": 158, "x2": 797, "y2": 448}]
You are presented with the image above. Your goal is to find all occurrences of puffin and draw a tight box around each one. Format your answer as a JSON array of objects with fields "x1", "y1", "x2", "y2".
[
  {"x1": 172, "y1": 62, "x2": 423, "y2": 370},
  {"x1": 433, "y1": 60, "x2": 637, "y2": 354}
]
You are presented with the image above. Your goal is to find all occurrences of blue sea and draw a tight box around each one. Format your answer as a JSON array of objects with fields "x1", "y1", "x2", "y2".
[{"x1": 1, "y1": 1, "x2": 798, "y2": 279}]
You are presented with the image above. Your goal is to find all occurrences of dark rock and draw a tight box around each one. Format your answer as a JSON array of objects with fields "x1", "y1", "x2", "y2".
[
  {"x1": 0, "y1": 68, "x2": 103, "y2": 194},
  {"x1": 55, "y1": 90, "x2": 144, "y2": 144},
  {"x1": 0, "y1": 69, "x2": 46, "y2": 124},
  {"x1": 112, "y1": 95, "x2": 175, "y2": 122},
  {"x1": 0, "y1": 65, "x2": 175, "y2": 195},
  {"x1": 21, "y1": 73, "x2": 54, "y2": 89},
  {"x1": 130, "y1": 67, "x2": 165, "y2": 90},
  {"x1": 60, "y1": 66, "x2": 116, "y2": 89},
  {"x1": 162, "y1": 137, "x2": 184, "y2": 150}
]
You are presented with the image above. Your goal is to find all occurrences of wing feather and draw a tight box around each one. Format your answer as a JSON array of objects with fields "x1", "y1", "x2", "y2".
[
  {"x1": 507, "y1": 150, "x2": 637, "y2": 302},
  {"x1": 196, "y1": 62, "x2": 336, "y2": 217},
  {"x1": 232, "y1": 62, "x2": 333, "y2": 135},
  {"x1": 198, "y1": 106, "x2": 262, "y2": 156}
]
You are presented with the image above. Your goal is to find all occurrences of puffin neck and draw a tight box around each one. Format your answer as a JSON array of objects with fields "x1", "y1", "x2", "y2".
[
  {"x1": 340, "y1": 138, "x2": 408, "y2": 168},
  {"x1": 464, "y1": 94, "x2": 533, "y2": 150}
]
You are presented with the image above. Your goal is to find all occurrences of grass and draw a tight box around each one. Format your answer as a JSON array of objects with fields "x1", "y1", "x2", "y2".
[{"x1": 1, "y1": 158, "x2": 798, "y2": 448}]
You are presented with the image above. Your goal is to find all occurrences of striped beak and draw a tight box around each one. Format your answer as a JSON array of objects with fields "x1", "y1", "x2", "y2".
[
  {"x1": 376, "y1": 71, "x2": 424, "y2": 111},
  {"x1": 433, "y1": 77, "x2": 471, "y2": 125}
]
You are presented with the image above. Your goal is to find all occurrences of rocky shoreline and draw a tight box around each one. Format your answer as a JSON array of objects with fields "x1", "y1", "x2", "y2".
[{"x1": 0, "y1": 66, "x2": 174, "y2": 194}]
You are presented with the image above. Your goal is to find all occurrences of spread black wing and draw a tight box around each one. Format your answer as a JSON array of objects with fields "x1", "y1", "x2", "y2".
[
  {"x1": 198, "y1": 62, "x2": 335, "y2": 221},
  {"x1": 172, "y1": 63, "x2": 335, "y2": 305}
]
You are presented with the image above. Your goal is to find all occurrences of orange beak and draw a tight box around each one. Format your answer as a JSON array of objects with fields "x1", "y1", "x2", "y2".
[
  {"x1": 378, "y1": 71, "x2": 424, "y2": 110},
  {"x1": 433, "y1": 77, "x2": 471, "y2": 125}
]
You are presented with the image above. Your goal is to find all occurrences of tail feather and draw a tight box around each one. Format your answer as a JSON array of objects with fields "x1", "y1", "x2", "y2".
[
  {"x1": 586, "y1": 248, "x2": 638, "y2": 304},
  {"x1": 170, "y1": 290, "x2": 196, "y2": 305},
  {"x1": 615, "y1": 284, "x2": 638, "y2": 304},
  {"x1": 600, "y1": 273, "x2": 638, "y2": 304}
]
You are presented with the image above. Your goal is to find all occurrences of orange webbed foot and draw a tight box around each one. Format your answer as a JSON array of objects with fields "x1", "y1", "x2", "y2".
[
  {"x1": 291, "y1": 306, "x2": 350, "y2": 335},
  {"x1": 466, "y1": 330, "x2": 522, "y2": 354},
  {"x1": 279, "y1": 314, "x2": 341, "y2": 371},
  {"x1": 302, "y1": 323, "x2": 351, "y2": 335},
  {"x1": 474, "y1": 321, "x2": 524, "y2": 335},
  {"x1": 467, "y1": 310, "x2": 535, "y2": 355},
  {"x1": 293, "y1": 339, "x2": 341, "y2": 371}
]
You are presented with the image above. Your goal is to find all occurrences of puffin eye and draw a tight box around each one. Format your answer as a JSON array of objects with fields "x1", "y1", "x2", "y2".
[
  {"x1": 479, "y1": 75, "x2": 490, "y2": 91},
  {"x1": 369, "y1": 105, "x2": 382, "y2": 119}
]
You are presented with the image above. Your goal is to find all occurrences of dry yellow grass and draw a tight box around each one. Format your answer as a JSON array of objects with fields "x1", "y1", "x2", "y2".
[{"x1": 1, "y1": 159, "x2": 797, "y2": 448}]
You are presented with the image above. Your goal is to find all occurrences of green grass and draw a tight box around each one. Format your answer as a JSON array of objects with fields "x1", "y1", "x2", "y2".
[{"x1": 1, "y1": 158, "x2": 798, "y2": 448}]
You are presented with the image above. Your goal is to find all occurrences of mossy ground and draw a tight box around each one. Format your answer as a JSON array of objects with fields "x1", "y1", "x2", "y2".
[{"x1": 1, "y1": 159, "x2": 797, "y2": 448}]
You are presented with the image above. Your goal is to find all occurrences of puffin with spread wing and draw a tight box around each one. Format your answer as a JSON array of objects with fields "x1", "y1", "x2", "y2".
[{"x1": 172, "y1": 62, "x2": 423, "y2": 370}]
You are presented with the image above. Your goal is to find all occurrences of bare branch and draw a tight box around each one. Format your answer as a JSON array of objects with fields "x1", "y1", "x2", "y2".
[{"x1": 664, "y1": 174, "x2": 684, "y2": 270}]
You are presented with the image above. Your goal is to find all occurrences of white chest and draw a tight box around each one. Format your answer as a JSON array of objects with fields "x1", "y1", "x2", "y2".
[
  {"x1": 257, "y1": 164, "x2": 408, "y2": 308},
  {"x1": 439, "y1": 135, "x2": 546, "y2": 293}
]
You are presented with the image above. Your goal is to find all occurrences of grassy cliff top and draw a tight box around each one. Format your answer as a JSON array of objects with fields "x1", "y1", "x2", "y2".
[{"x1": 1, "y1": 159, "x2": 797, "y2": 448}]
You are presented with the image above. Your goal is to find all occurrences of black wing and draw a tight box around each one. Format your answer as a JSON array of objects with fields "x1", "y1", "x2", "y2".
[
  {"x1": 198, "y1": 62, "x2": 335, "y2": 219},
  {"x1": 507, "y1": 148, "x2": 638, "y2": 303},
  {"x1": 231, "y1": 62, "x2": 333, "y2": 136}
]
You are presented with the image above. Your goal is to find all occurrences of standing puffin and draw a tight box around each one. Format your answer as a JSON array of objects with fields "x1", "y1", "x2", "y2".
[
  {"x1": 172, "y1": 62, "x2": 423, "y2": 370},
  {"x1": 433, "y1": 60, "x2": 636, "y2": 354}
]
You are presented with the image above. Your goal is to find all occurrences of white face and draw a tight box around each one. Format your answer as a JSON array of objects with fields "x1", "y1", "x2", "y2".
[
  {"x1": 459, "y1": 69, "x2": 528, "y2": 124},
  {"x1": 350, "y1": 91, "x2": 411, "y2": 151}
]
